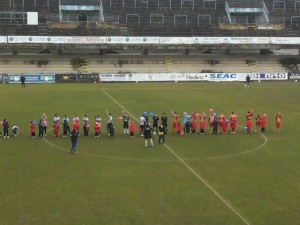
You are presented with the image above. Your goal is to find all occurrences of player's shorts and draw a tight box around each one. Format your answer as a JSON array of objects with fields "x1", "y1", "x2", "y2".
[{"x1": 276, "y1": 122, "x2": 281, "y2": 129}]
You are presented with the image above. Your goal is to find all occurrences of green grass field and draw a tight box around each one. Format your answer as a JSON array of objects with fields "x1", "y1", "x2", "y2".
[{"x1": 0, "y1": 81, "x2": 299, "y2": 225}]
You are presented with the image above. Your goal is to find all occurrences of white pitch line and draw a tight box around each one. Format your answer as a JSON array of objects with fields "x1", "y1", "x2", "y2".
[
  {"x1": 101, "y1": 88, "x2": 251, "y2": 225},
  {"x1": 43, "y1": 134, "x2": 176, "y2": 162}
]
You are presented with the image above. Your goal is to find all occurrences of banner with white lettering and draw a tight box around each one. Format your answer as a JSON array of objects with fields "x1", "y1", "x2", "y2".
[
  {"x1": 8, "y1": 74, "x2": 55, "y2": 83},
  {"x1": 98, "y1": 73, "x2": 288, "y2": 82},
  {"x1": 8, "y1": 36, "x2": 106, "y2": 44},
  {"x1": 106, "y1": 37, "x2": 160, "y2": 44},
  {"x1": 5, "y1": 36, "x2": 300, "y2": 45}
]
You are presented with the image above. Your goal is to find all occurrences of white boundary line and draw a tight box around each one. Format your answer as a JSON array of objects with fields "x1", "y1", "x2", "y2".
[
  {"x1": 101, "y1": 88, "x2": 251, "y2": 225},
  {"x1": 43, "y1": 134, "x2": 176, "y2": 162},
  {"x1": 186, "y1": 129, "x2": 267, "y2": 161},
  {"x1": 43, "y1": 128, "x2": 267, "y2": 163},
  {"x1": 43, "y1": 128, "x2": 267, "y2": 162}
]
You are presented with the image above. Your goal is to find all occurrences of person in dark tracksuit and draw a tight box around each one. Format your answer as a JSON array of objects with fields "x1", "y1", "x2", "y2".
[
  {"x1": 63, "y1": 115, "x2": 70, "y2": 138},
  {"x1": 70, "y1": 129, "x2": 79, "y2": 154},
  {"x1": 213, "y1": 116, "x2": 219, "y2": 134},
  {"x1": 152, "y1": 113, "x2": 159, "y2": 134},
  {"x1": 161, "y1": 113, "x2": 168, "y2": 134},
  {"x1": 245, "y1": 74, "x2": 250, "y2": 87},
  {"x1": 38, "y1": 119, "x2": 44, "y2": 137},
  {"x1": 144, "y1": 123, "x2": 153, "y2": 148},
  {"x1": 20, "y1": 75, "x2": 25, "y2": 87},
  {"x1": 158, "y1": 123, "x2": 166, "y2": 144},
  {"x1": 3, "y1": 119, "x2": 9, "y2": 138},
  {"x1": 122, "y1": 112, "x2": 129, "y2": 134}
]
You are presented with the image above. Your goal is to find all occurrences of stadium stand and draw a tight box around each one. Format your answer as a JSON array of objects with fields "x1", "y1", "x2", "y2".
[
  {"x1": 0, "y1": 0, "x2": 299, "y2": 36},
  {"x1": 0, "y1": 54, "x2": 288, "y2": 74}
]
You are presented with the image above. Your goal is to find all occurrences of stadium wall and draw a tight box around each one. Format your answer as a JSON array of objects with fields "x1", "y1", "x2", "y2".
[{"x1": 0, "y1": 73, "x2": 290, "y2": 84}]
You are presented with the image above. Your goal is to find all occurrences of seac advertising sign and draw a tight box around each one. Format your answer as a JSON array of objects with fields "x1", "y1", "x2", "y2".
[
  {"x1": 98, "y1": 73, "x2": 288, "y2": 82},
  {"x1": 8, "y1": 74, "x2": 55, "y2": 83}
]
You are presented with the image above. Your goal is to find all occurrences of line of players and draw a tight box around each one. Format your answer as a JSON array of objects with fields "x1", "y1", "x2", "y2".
[
  {"x1": 138, "y1": 109, "x2": 282, "y2": 136},
  {"x1": 0, "y1": 109, "x2": 282, "y2": 139}
]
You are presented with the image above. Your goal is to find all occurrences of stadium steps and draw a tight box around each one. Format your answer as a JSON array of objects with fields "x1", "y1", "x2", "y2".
[
  {"x1": 119, "y1": 24, "x2": 129, "y2": 36},
  {"x1": 164, "y1": 56, "x2": 175, "y2": 72},
  {"x1": 38, "y1": 23, "x2": 48, "y2": 35},
  {"x1": 246, "y1": 56, "x2": 257, "y2": 73},
  {"x1": 0, "y1": 55, "x2": 289, "y2": 74},
  {"x1": 79, "y1": 57, "x2": 89, "y2": 74}
]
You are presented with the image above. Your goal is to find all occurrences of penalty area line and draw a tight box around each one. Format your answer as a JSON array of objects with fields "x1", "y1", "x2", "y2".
[{"x1": 101, "y1": 88, "x2": 251, "y2": 225}]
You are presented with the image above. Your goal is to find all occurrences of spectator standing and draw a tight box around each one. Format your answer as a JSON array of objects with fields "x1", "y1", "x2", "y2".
[
  {"x1": 245, "y1": 74, "x2": 250, "y2": 87},
  {"x1": 20, "y1": 75, "x2": 25, "y2": 87}
]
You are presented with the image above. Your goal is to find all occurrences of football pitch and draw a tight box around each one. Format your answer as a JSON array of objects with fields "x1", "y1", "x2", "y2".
[{"x1": 0, "y1": 81, "x2": 299, "y2": 225}]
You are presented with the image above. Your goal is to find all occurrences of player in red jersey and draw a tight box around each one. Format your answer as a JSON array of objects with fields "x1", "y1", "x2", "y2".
[
  {"x1": 176, "y1": 122, "x2": 183, "y2": 135},
  {"x1": 171, "y1": 111, "x2": 178, "y2": 133},
  {"x1": 72, "y1": 120, "x2": 80, "y2": 133},
  {"x1": 208, "y1": 114, "x2": 214, "y2": 134},
  {"x1": 260, "y1": 114, "x2": 267, "y2": 132},
  {"x1": 218, "y1": 111, "x2": 225, "y2": 133},
  {"x1": 30, "y1": 121, "x2": 36, "y2": 138},
  {"x1": 229, "y1": 112, "x2": 238, "y2": 134},
  {"x1": 129, "y1": 121, "x2": 136, "y2": 138},
  {"x1": 199, "y1": 112, "x2": 206, "y2": 135},
  {"x1": 94, "y1": 122, "x2": 101, "y2": 138},
  {"x1": 246, "y1": 110, "x2": 254, "y2": 121},
  {"x1": 245, "y1": 117, "x2": 252, "y2": 134},
  {"x1": 255, "y1": 114, "x2": 261, "y2": 132},
  {"x1": 275, "y1": 112, "x2": 281, "y2": 134},
  {"x1": 222, "y1": 118, "x2": 229, "y2": 134}
]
